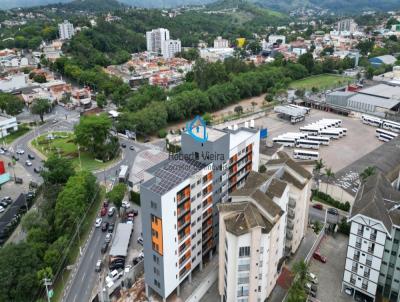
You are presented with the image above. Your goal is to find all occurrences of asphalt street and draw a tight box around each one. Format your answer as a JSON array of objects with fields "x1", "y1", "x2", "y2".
[{"x1": 308, "y1": 205, "x2": 347, "y2": 224}]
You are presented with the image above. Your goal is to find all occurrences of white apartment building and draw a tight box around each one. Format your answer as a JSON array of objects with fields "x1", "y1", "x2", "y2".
[
  {"x1": 58, "y1": 20, "x2": 75, "y2": 40},
  {"x1": 214, "y1": 36, "x2": 229, "y2": 49},
  {"x1": 218, "y1": 172, "x2": 287, "y2": 302},
  {"x1": 337, "y1": 19, "x2": 358, "y2": 33},
  {"x1": 146, "y1": 28, "x2": 170, "y2": 54},
  {"x1": 0, "y1": 115, "x2": 18, "y2": 138},
  {"x1": 161, "y1": 39, "x2": 181, "y2": 59},
  {"x1": 218, "y1": 152, "x2": 313, "y2": 302},
  {"x1": 268, "y1": 35, "x2": 286, "y2": 45},
  {"x1": 343, "y1": 172, "x2": 400, "y2": 302}
]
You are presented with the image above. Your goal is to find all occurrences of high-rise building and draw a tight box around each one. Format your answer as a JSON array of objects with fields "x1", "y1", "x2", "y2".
[
  {"x1": 161, "y1": 39, "x2": 181, "y2": 59},
  {"x1": 146, "y1": 28, "x2": 170, "y2": 54},
  {"x1": 140, "y1": 124, "x2": 260, "y2": 301},
  {"x1": 342, "y1": 172, "x2": 400, "y2": 302},
  {"x1": 218, "y1": 152, "x2": 313, "y2": 302},
  {"x1": 337, "y1": 19, "x2": 358, "y2": 33},
  {"x1": 58, "y1": 20, "x2": 75, "y2": 40},
  {"x1": 214, "y1": 36, "x2": 229, "y2": 49}
]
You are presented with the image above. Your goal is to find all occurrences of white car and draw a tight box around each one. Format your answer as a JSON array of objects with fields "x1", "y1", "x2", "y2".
[
  {"x1": 122, "y1": 201, "x2": 130, "y2": 208},
  {"x1": 307, "y1": 272, "x2": 318, "y2": 285},
  {"x1": 95, "y1": 218, "x2": 102, "y2": 227},
  {"x1": 137, "y1": 236, "x2": 143, "y2": 245},
  {"x1": 105, "y1": 233, "x2": 112, "y2": 243},
  {"x1": 138, "y1": 251, "x2": 144, "y2": 260},
  {"x1": 25, "y1": 160, "x2": 32, "y2": 167},
  {"x1": 16, "y1": 149, "x2": 25, "y2": 155},
  {"x1": 0, "y1": 206, "x2": 4, "y2": 213},
  {"x1": 124, "y1": 265, "x2": 132, "y2": 273},
  {"x1": 0, "y1": 149, "x2": 4, "y2": 155}
]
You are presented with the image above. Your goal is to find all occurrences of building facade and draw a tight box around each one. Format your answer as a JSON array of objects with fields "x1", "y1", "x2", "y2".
[
  {"x1": 146, "y1": 28, "x2": 170, "y2": 54},
  {"x1": 342, "y1": 172, "x2": 400, "y2": 302},
  {"x1": 58, "y1": 20, "x2": 74, "y2": 40},
  {"x1": 337, "y1": 19, "x2": 358, "y2": 33},
  {"x1": 161, "y1": 39, "x2": 182, "y2": 59},
  {"x1": 0, "y1": 115, "x2": 18, "y2": 138},
  {"x1": 214, "y1": 36, "x2": 229, "y2": 49}
]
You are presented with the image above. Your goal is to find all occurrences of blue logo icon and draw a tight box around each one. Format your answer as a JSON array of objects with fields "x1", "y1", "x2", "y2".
[{"x1": 186, "y1": 115, "x2": 208, "y2": 143}]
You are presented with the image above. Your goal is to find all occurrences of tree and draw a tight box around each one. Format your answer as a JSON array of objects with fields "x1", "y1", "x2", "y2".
[
  {"x1": 33, "y1": 74, "x2": 47, "y2": 83},
  {"x1": 324, "y1": 167, "x2": 335, "y2": 194},
  {"x1": 298, "y1": 52, "x2": 314, "y2": 73},
  {"x1": 234, "y1": 105, "x2": 243, "y2": 115},
  {"x1": 202, "y1": 113, "x2": 212, "y2": 125},
  {"x1": 313, "y1": 221, "x2": 322, "y2": 234},
  {"x1": 41, "y1": 155, "x2": 75, "y2": 185},
  {"x1": 287, "y1": 280, "x2": 306, "y2": 302},
  {"x1": 106, "y1": 183, "x2": 126, "y2": 213},
  {"x1": 292, "y1": 260, "x2": 309, "y2": 284},
  {"x1": 359, "y1": 166, "x2": 375, "y2": 182},
  {"x1": 295, "y1": 89, "x2": 305, "y2": 98},
  {"x1": 0, "y1": 93, "x2": 25, "y2": 116},
  {"x1": 96, "y1": 93, "x2": 107, "y2": 108},
  {"x1": 314, "y1": 159, "x2": 324, "y2": 174},
  {"x1": 31, "y1": 98, "x2": 52, "y2": 122}
]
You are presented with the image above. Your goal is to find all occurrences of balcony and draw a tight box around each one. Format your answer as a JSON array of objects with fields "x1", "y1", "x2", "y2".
[
  {"x1": 364, "y1": 271, "x2": 370, "y2": 278},
  {"x1": 288, "y1": 209, "x2": 295, "y2": 220},
  {"x1": 357, "y1": 229, "x2": 363, "y2": 236},
  {"x1": 352, "y1": 266, "x2": 357, "y2": 273},
  {"x1": 179, "y1": 250, "x2": 191, "y2": 268},
  {"x1": 177, "y1": 201, "x2": 191, "y2": 219},
  {"x1": 288, "y1": 199, "x2": 296, "y2": 209},
  {"x1": 202, "y1": 208, "x2": 213, "y2": 221},
  {"x1": 350, "y1": 278, "x2": 356, "y2": 285},
  {"x1": 203, "y1": 229, "x2": 213, "y2": 243},
  {"x1": 177, "y1": 188, "x2": 190, "y2": 206},
  {"x1": 237, "y1": 290, "x2": 249, "y2": 297},
  {"x1": 178, "y1": 213, "x2": 191, "y2": 232},
  {"x1": 202, "y1": 196, "x2": 212, "y2": 209},
  {"x1": 238, "y1": 264, "x2": 250, "y2": 271},
  {"x1": 202, "y1": 172, "x2": 213, "y2": 186},
  {"x1": 355, "y1": 242, "x2": 361, "y2": 249},
  {"x1": 203, "y1": 218, "x2": 212, "y2": 233},
  {"x1": 237, "y1": 277, "x2": 249, "y2": 285},
  {"x1": 202, "y1": 184, "x2": 213, "y2": 197},
  {"x1": 366, "y1": 260, "x2": 372, "y2": 267},
  {"x1": 354, "y1": 254, "x2": 360, "y2": 261},
  {"x1": 203, "y1": 240, "x2": 213, "y2": 255},
  {"x1": 287, "y1": 221, "x2": 294, "y2": 230},
  {"x1": 178, "y1": 226, "x2": 190, "y2": 244},
  {"x1": 362, "y1": 284, "x2": 368, "y2": 290},
  {"x1": 286, "y1": 230, "x2": 293, "y2": 240},
  {"x1": 368, "y1": 247, "x2": 374, "y2": 254},
  {"x1": 179, "y1": 263, "x2": 191, "y2": 280},
  {"x1": 370, "y1": 233, "x2": 377, "y2": 241}
]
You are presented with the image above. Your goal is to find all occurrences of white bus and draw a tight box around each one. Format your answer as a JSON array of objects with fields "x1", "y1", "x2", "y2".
[
  {"x1": 336, "y1": 127, "x2": 348, "y2": 136},
  {"x1": 288, "y1": 104, "x2": 311, "y2": 114},
  {"x1": 295, "y1": 139, "x2": 320, "y2": 149},
  {"x1": 320, "y1": 118, "x2": 342, "y2": 127},
  {"x1": 293, "y1": 149, "x2": 320, "y2": 160},
  {"x1": 272, "y1": 137, "x2": 296, "y2": 147},
  {"x1": 376, "y1": 128, "x2": 398, "y2": 139},
  {"x1": 319, "y1": 130, "x2": 341, "y2": 139},
  {"x1": 378, "y1": 133, "x2": 394, "y2": 142},
  {"x1": 306, "y1": 136, "x2": 330, "y2": 146},
  {"x1": 291, "y1": 115, "x2": 305, "y2": 124},
  {"x1": 382, "y1": 120, "x2": 400, "y2": 133},
  {"x1": 299, "y1": 127, "x2": 320, "y2": 135},
  {"x1": 279, "y1": 132, "x2": 308, "y2": 139},
  {"x1": 362, "y1": 115, "x2": 383, "y2": 127}
]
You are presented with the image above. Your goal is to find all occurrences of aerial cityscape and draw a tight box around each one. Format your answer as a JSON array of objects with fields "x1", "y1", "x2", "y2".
[{"x1": 1, "y1": 0, "x2": 400, "y2": 302}]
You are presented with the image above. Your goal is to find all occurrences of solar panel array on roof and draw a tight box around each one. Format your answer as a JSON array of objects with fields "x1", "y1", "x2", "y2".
[{"x1": 149, "y1": 158, "x2": 207, "y2": 194}]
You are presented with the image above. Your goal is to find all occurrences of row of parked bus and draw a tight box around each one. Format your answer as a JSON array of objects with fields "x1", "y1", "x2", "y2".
[{"x1": 362, "y1": 115, "x2": 400, "y2": 133}]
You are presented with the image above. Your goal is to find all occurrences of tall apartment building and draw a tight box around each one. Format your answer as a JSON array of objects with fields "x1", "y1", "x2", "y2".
[
  {"x1": 214, "y1": 36, "x2": 229, "y2": 49},
  {"x1": 140, "y1": 124, "x2": 260, "y2": 301},
  {"x1": 58, "y1": 20, "x2": 74, "y2": 40},
  {"x1": 218, "y1": 152, "x2": 312, "y2": 302},
  {"x1": 161, "y1": 39, "x2": 182, "y2": 59},
  {"x1": 337, "y1": 19, "x2": 358, "y2": 33},
  {"x1": 342, "y1": 172, "x2": 400, "y2": 302},
  {"x1": 146, "y1": 28, "x2": 170, "y2": 54}
]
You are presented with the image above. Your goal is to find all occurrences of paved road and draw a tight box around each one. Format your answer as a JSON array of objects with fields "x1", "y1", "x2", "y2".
[
  {"x1": 308, "y1": 205, "x2": 347, "y2": 224},
  {"x1": 64, "y1": 213, "x2": 116, "y2": 302}
]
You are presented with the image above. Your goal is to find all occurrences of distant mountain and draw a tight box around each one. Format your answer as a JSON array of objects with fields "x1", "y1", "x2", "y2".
[
  {"x1": 61, "y1": 0, "x2": 126, "y2": 11},
  {"x1": 2, "y1": 0, "x2": 70, "y2": 9}
]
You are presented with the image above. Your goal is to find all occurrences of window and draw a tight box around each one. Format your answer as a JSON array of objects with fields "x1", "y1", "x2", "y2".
[
  {"x1": 151, "y1": 201, "x2": 157, "y2": 209},
  {"x1": 191, "y1": 184, "x2": 196, "y2": 189},
  {"x1": 197, "y1": 179, "x2": 201, "y2": 185},
  {"x1": 392, "y1": 251, "x2": 397, "y2": 256},
  {"x1": 191, "y1": 209, "x2": 196, "y2": 215},
  {"x1": 197, "y1": 192, "x2": 201, "y2": 198},
  {"x1": 383, "y1": 261, "x2": 388, "y2": 266},
  {"x1": 197, "y1": 229, "x2": 201, "y2": 234},
  {"x1": 395, "y1": 239, "x2": 399, "y2": 244},
  {"x1": 153, "y1": 255, "x2": 159, "y2": 264},
  {"x1": 197, "y1": 204, "x2": 201, "y2": 210},
  {"x1": 239, "y1": 246, "x2": 250, "y2": 257},
  {"x1": 385, "y1": 249, "x2": 390, "y2": 253},
  {"x1": 395, "y1": 279, "x2": 400, "y2": 283},
  {"x1": 191, "y1": 221, "x2": 196, "y2": 227}
]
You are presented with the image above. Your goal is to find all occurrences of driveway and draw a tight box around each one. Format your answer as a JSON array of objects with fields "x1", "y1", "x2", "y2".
[{"x1": 308, "y1": 233, "x2": 352, "y2": 302}]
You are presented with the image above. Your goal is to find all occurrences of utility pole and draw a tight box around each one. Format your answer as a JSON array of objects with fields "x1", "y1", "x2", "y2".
[{"x1": 43, "y1": 278, "x2": 53, "y2": 302}]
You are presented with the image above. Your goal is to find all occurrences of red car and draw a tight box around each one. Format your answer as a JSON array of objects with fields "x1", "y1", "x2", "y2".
[
  {"x1": 103, "y1": 201, "x2": 109, "y2": 208},
  {"x1": 100, "y1": 207, "x2": 107, "y2": 216},
  {"x1": 313, "y1": 250, "x2": 327, "y2": 263},
  {"x1": 312, "y1": 204, "x2": 323, "y2": 210}
]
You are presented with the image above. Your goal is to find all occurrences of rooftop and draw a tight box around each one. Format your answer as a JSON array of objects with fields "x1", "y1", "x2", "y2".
[
  {"x1": 109, "y1": 223, "x2": 133, "y2": 257},
  {"x1": 142, "y1": 157, "x2": 206, "y2": 195},
  {"x1": 350, "y1": 172, "x2": 400, "y2": 233},
  {"x1": 359, "y1": 84, "x2": 400, "y2": 99},
  {"x1": 347, "y1": 93, "x2": 400, "y2": 110}
]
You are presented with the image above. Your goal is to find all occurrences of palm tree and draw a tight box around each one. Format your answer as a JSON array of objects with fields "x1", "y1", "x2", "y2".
[
  {"x1": 324, "y1": 167, "x2": 335, "y2": 194},
  {"x1": 314, "y1": 159, "x2": 324, "y2": 174},
  {"x1": 359, "y1": 166, "x2": 375, "y2": 182},
  {"x1": 292, "y1": 260, "x2": 309, "y2": 284}
]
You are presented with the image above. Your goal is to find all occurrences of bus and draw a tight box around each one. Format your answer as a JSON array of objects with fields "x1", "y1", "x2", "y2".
[
  {"x1": 291, "y1": 115, "x2": 305, "y2": 124},
  {"x1": 382, "y1": 120, "x2": 400, "y2": 133},
  {"x1": 272, "y1": 137, "x2": 296, "y2": 147},
  {"x1": 295, "y1": 139, "x2": 320, "y2": 149},
  {"x1": 320, "y1": 119, "x2": 342, "y2": 127},
  {"x1": 319, "y1": 130, "x2": 341, "y2": 139},
  {"x1": 299, "y1": 127, "x2": 320, "y2": 135},
  {"x1": 279, "y1": 132, "x2": 308, "y2": 139},
  {"x1": 293, "y1": 149, "x2": 320, "y2": 160},
  {"x1": 361, "y1": 115, "x2": 382, "y2": 127},
  {"x1": 336, "y1": 128, "x2": 348, "y2": 136},
  {"x1": 288, "y1": 104, "x2": 311, "y2": 114},
  {"x1": 306, "y1": 136, "x2": 330, "y2": 146},
  {"x1": 376, "y1": 128, "x2": 398, "y2": 139},
  {"x1": 118, "y1": 165, "x2": 129, "y2": 183},
  {"x1": 378, "y1": 133, "x2": 394, "y2": 142}
]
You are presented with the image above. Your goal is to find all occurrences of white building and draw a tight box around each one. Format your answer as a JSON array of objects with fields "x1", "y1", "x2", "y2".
[
  {"x1": 0, "y1": 73, "x2": 29, "y2": 92},
  {"x1": 146, "y1": 28, "x2": 170, "y2": 54},
  {"x1": 268, "y1": 35, "x2": 286, "y2": 45},
  {"x1": 199, "y1": 48, "x2": 234, "y2": 62},
  {"x1": 342, "y1": 172, "x2": 400, "y2": 302},
  {"x1": 0, "y1": 115, "x2": 18, "y2": 138},
  {"x1": 214, "y1": 36, "x2": 229, "y2": 49},
  {"x1": 58, "y1": 20, "x2": 75, "y2": 40},
  {"x1": 337, "y1": 19, "x2": 358, "y2": 34},
  {"x1": 161, "y1": 39, "x2": 181, "y2": 59}
]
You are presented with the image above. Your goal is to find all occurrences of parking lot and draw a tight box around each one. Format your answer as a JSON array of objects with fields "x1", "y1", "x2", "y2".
[
  {"x1": 255, "y1": 110, "x2": 383, "y2": 172},
  {"x1": 308, "y1": 233, "x2": 353, "y2": 302}
]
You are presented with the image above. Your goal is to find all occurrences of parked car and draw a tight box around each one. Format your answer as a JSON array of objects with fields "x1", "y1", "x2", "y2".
[
  {"x1": 138, "y1": 252, "x2": 144, "y2": 260},
  {"x1": 107, "y1": 269, "x2": 123, "y2": 282},
  {"x1": 0, "y1": 206, "x2": 4, "y2": 213},
  {"x1": 34, "y1": 167, "x2": 42, "y2": 173},
  {"x1": 307, "y1": 272, "x2": 318, "y2": 285},
  {"x1": 2, "y1": 197, "x2": 11, "y2": 204},
  {"x1": 103, "y1": 201, "x2": 109, "y2": 208},
  {"x1": 95, "y1": 260, "x2": 102, "y2": 272},
  {"x1": 15, "y1": 177, "x2": 23, "y2": 184},
  {"x1": 105, "y1": 233, "x2": 112, "y2": 243},
  {"x1": 344, "y1": 287, "x2": 354, "y2": 296},
  {"x1": 101, "y1": 222, "x2": 109, "y2": 232},
  {"x1": 108, "y1": 207, "x2": 115, "y2": 217},
  {"x1": 0, "y1": 201, "x2": 8, "y2": 208},
  {"x1": 137, "y1": 236, "x2": 143, "y2": 245},
  {"x1": 100, "y1": 207, "x2": 107, "y2": 216},
  {"x1": 124, "y1": 265, "x2": 132, "y2": 273},
  {"x1": 313, "y1": 250, "x2": 327, "y2": 263},
  {"x1": 129, "y1": 146, "x2": 135, "y2": 151},
  {"x1": 312, "y1": 204, "x2": 323, "y2": 210},
  {"x1": 121, "y1": 143, "x2": 126, "y2": 148},
  {"x1": 305, "y1": 282, "x2": 318, "y2": 293},
  {"x1": 327, "y1": 208, "x2": 339, "y2": 216},
  {"x1": 0, "y1": 149, "x2": 4, "y2": 155},
  {"x1": 122, "y1": 201, "x2": 130, "y2": 209},
  {"x1": 108, "y1": 223, "x2": 115, "y2": 233},
  {"x1": 12, "y1": 155, "x2": 19, "y2": 161},
  {"x1": 95, "y1": 218, "x2": 102, "y2": 227},
  {"x1": 101, "y1": 242, "x2": 109, "y2": 253},
  {"x1": 16, "y1": 149, "x2": 24, "y2": 155},
  {"x1": 28, "y1": 154, "x2": 35, "y2": 160}
]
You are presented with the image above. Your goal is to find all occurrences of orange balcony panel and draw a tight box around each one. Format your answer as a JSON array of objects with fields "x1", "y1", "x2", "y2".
[{"x1": 151, "y1": 215, "x2": 163, "y2": 256}]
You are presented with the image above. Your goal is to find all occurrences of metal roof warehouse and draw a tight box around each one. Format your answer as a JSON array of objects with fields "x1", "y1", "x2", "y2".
[{"x1": 109, "y1": 223, "x2": 133, "y2": 258}]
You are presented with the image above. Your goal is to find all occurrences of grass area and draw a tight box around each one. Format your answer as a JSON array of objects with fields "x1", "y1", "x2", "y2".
[
  {"x1": 3, "y1": 124, "x2": 31, "y2": 144},
  {"x1": 290, "y1": 74, "x2": 354, "y2": 91},
  {"x1": 31, "y1": 131, "x2": 119, "y2": 171},
  {"x1": 52, "y1": 186, "x2": 105, "y2": 302}
]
